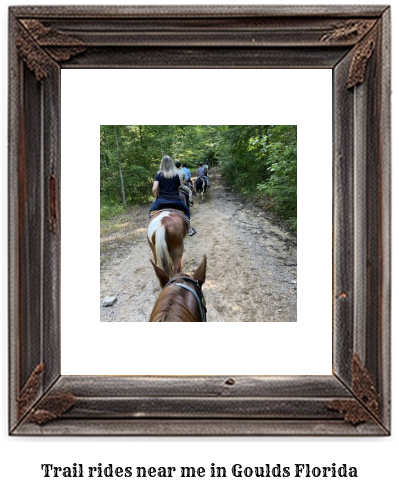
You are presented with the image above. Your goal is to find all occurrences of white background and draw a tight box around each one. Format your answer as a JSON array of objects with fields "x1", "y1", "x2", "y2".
[
  {"x1": 1, "y1": 1, "x2": 397, "y2": 492},
  {"x1": 61, "y1": 68, "x2": 332, "y2": 376}
]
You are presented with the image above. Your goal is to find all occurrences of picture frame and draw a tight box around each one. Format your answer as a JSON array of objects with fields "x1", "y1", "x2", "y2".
[{"x1": 8, "y1": 5, "x2": 391, "y2": 435}]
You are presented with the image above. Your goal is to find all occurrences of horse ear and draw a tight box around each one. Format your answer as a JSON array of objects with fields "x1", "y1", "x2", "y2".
[
  {"x1": 150, "y1": 259, "x2": 170, "y2": 288},
  {"x1": 193, "y1": 255, "x2": 206, "y2": 286}
]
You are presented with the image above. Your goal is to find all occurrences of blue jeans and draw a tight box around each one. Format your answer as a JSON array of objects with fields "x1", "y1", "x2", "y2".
[{"x1": 149, "y1": 198, "x2": 190, "y2": 219}]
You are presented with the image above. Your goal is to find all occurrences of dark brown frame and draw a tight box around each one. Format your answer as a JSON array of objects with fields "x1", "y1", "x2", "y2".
[{"x1": 9, "y1": 5, "x2": 391, "y2": 436}]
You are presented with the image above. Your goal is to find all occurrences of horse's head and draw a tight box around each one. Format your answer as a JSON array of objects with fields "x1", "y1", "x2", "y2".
[
  {"x1": 149, "y1": 255, "x2": 207, "y2": 322},
  {"x1": 150, "y1": 255, "x2": 206, "y2": 288}
]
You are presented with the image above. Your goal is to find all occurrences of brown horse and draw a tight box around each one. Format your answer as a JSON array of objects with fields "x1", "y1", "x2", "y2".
[
  {"x1": 149, "y1": 255, "x2": 207, "y2": 322},
  {"x1": 147, "y1": 210, "x2": 187, "y2": 278}
]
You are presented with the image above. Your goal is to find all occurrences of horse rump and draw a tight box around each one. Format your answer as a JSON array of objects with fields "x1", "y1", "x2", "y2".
[
  {"x1": 147, "y1": 211, "x2": 187, "y2": 279},
  {"x1": 194, "y1": 176, "x2": 204, "y2": 192},
  {"x1": 195, "y1": 177, "x2": 206, "y2": 203}
]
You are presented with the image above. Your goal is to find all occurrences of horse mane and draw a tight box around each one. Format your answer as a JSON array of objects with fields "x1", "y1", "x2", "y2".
[{"x1": 150, "y1": 287, "x2": 199, "y2": 322}]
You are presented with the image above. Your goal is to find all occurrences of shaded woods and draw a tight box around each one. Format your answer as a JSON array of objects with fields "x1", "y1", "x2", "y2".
[{"x1": 100, "y1": 125, "x2": 297, "y2": 231}]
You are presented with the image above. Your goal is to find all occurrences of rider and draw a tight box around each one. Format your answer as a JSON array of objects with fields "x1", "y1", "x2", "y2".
[
  {"x1": 183, "y1": 163, "x2": 197, "y2": 196},
  {"x1": 175, "y1": 161, "x2": 194, "y2": 206},
  {"x1": 149, "y1": 155, "x2": 196, "y2": 236},
  {"x1": 197, "y1": 162, "x2": 210, "y2": 188}
]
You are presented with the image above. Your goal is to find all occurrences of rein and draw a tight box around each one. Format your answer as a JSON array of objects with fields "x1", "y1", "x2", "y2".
[{"x1": 163, "y1": 276, "x2": 207, "y2": 322}]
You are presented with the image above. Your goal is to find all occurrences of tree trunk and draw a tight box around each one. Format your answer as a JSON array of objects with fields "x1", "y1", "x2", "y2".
[{"x1": 114, "y1": 125, "x2": 127, "y2": 207}]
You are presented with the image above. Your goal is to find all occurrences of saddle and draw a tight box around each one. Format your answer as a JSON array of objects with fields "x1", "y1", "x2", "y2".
[{"x1": 150, "y1": 208, "x2": 191, "y2": 230}]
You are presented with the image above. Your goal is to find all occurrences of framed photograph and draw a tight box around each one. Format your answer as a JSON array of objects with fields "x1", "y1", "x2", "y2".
[{"x1": 9, "y1": 5, "x2": 391, "y2": 435}]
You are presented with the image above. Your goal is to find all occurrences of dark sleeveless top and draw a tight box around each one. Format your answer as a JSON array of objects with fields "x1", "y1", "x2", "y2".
[{"x1": 154, "y1": 172, "x2": 180, "y2": 200}]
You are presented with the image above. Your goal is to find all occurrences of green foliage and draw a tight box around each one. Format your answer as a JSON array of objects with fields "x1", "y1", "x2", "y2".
[
  {"x1": 100, "y1": 202, "x2": 125, "y2": 221},
  {"x1": 100, "y1": 125, "x2": 297, "y2": 231},
  {"x1": 254, "y1": 126, "x2": 297, "y2": 224},
  {"x1": 214, "y1": 125, "x2": 296, "y2": 229}
]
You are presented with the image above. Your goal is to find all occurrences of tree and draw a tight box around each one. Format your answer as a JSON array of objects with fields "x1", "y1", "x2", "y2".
[
  {"x1": 100, "y1": 125, "x2": 297, "y2": 230},
  {"x1": 114, "y1": 125, "x2": 127, "y2": 208}
]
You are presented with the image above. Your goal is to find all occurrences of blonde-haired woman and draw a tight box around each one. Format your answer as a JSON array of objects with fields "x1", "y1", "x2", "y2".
[{"x1": 149, "y1": 155, "x2": 196, "y2": 236}]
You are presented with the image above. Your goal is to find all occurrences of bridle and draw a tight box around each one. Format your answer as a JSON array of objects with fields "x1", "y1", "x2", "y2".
[{"x1": 163, "y1": 276, "x2": 207, "y2": 322}]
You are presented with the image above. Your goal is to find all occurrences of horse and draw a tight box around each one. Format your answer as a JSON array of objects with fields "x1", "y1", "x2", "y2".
[
  {"x1": 149, "y1": 255, "x2": 207, "y2": 322},
  {"x1": 147, "y1": 210, "x2": 187, "y2": 279},
  {"x1": 195, "y1": 176, "x2": 207, "y2": 204}
]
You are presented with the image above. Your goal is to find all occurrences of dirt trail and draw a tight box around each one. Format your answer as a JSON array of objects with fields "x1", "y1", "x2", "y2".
[{"x1": 100, "y1": 172, "x2": 297, "y2": 322}]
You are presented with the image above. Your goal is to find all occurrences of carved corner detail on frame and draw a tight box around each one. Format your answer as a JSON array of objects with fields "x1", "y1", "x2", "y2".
[
  {"x1": 346, "y1": 27, "x2": 378, "y2": 88},
  {"x1": 351, "y1": 353, "x2": 380, "y2": 415},
  {"x1": 28, "y1": 392, "x2": 77, "y2": 425},
  {"x1": 17, "y1": 24, "x2": 54, "y2": 81},
  {"x1": 17, "y1": 363, "x2": 76, "y2": 425},
  {"x1": 327, "y1": 400, "x2": 373, "y2": 425},
  {"x1": 17, "y1": 363, "x2": 45, "y2": 419},
  {"x1": 320, "y1": 19, "x2": 375, "y2": 43},
  {"x1": 17, "y1": 19, "x2": 85, "y2": 81},
  {"x1": 328, "y1": 353, "x2": 380, "y2": 425}
]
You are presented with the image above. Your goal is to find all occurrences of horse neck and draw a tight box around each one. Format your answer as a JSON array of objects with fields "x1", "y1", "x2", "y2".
[{"x1": 150, "y1": 286, "x2": 200, "y2": 322}]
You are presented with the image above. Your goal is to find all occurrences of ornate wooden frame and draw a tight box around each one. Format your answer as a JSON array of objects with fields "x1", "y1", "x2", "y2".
[{"x1": 9, "y1": 5, "x2": 391, "y2": 435}]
